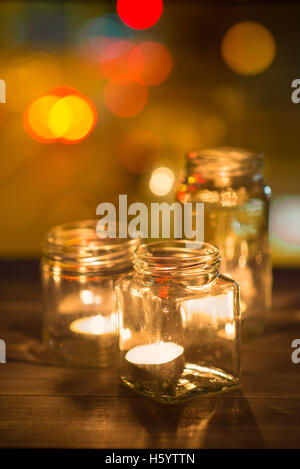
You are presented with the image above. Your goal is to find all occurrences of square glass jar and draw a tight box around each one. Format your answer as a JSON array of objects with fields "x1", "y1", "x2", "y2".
[
  {"x1": 176, "y1": 147, "x2": 272, "y2": 338},
  {"x1": 41, "y1": 220, "x2": 139, "y2": 367},
  {"x1": 116, "y1": 241, "x2": 241, "y2": 403}
]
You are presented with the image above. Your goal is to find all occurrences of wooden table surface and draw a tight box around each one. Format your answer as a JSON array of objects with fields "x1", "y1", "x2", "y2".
[{"x1": 0, "y1": 262, "x2": 300, "y2": 449}]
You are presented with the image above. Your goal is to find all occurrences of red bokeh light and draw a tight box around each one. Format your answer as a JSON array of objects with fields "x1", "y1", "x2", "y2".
[
  {"x1": 100, "y1": 40, "x2": 172, "y2": 87},
  {"x1": 117, "y1": 0, "x2": 163, "y2": 30},
  {"x1": 129, "y1": 42, "x2": 172, "y2": 86},
  {"x1": 101, "y1": 40, "x2": 143, "y2": 85}
]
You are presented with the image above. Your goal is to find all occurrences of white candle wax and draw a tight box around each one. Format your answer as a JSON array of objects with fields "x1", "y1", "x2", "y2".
[
  {"x1": 126, "y1": 342, "x2": 184, "y2": 365},
  {"x1": 125, "y1": 342, "x2": 185, "y2": 384}
]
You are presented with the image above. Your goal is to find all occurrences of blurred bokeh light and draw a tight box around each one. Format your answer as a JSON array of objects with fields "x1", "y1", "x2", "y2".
[
  {"x1": 100, "y1": 40, "x2": 172, "y2": 87},
  {"x1": 149, "y1": 167, "x2": 175, "y2": 196},
  {"x1": 270, "y1": 196, "x2": 300, "y2": 265},
  {"x1": 100, "y1": 40, "x2": 141, "y2": 84},
  {"x1": 117, "y1": 0, "x2": 163, "y2": 30},
  {"x1": 78, "y1": 13, "x2": 133, "y2": 62},
  {"x1": 0, "y1": 1, "x2": 298, "y2": 266},
  {"x1": 24, "y1": 86, "x2": 97, "y2": 144},
  {"x1": 130, "y1": 42, "x2": 172, "y2": 86},
  {"x1": 221, "y1": 21, "x2": 276, "y2": 75},
  {"x1": 24, "y1": 94, "x2": 60, "y2": 143}
]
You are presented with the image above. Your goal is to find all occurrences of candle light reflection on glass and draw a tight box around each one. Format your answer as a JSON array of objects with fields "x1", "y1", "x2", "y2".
[
  {"x1": 180, "y1": 293, "x2": 234, "y2": 326},
  {"x1": 179, "y1": 293, "x2": 237, "y2": 340}
]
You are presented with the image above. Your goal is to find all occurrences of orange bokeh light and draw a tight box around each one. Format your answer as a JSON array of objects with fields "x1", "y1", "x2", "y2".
[
  {"x1": 100, "y1": 40, "x2": 172, "y2": 87},
  {"x1": 129, "y1": 42, "x2": 172, "y2": 86},
  {"x1": 221, "y1": 21, "x2": 276, "y2": 75},
  {"x1": 103, "y1": 81, "x2": 148, "y2": 117},
  {"x1": 23, "y1": 94, "x2": 60, "y2": 143},
  {"x1": 100, "y1": 40, "x2": 143, "y2": 85},
  {"x1": 24, "y1": 87, "x2": 98, "y2": 144}
]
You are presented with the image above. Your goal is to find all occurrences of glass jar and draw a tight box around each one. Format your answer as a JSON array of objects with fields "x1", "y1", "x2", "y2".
[
  {"x1": 42, "y1": 220, "x2": 139, "y2": 368},
  {"x1": 176, "y1": 147, "x2": 272, "y2": 338},
  {"x1": 116, "y1": 241, "x2": 240, "y2": 404}
]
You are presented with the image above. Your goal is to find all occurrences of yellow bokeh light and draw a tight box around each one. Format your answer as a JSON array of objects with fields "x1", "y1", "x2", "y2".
[
  {"x1": 48, "y1": 97, "x2": 73, "y2": 139},
  {"x1": 221, "y1": 21, "x2": 276, "y2": 75},
  {"x1": 48, "y1": 95, "x2": 96, "y2": 142},
  {"x1": 25, "y1": 94, "x2": 60, "y2": 142},
  {"x1": 61, "y1": 95, "x2": 97, "y2": 142},
  {"x1": 149, "y1": 167, "x2": 175, "y2": 196},
  {"x1": 24, "y1": 87, "x2": 98, "y2": 144}
]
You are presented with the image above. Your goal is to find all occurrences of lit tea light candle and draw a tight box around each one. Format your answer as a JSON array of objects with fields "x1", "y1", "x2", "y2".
[
  {"x1": 70, "y1": 314, "x2": 116, "y2": 336},
  {"x1": 125, "y1": 341, "x2": 185, "y2": 384},
  {"x1": 67, "y1": 314, "x2": 117, "y2": 366}
]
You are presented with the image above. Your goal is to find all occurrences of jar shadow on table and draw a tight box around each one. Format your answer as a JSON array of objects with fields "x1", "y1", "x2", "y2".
[
  {"x1": 118, "y1": 382, "x2": 191, "y2": 447},
  {"x1": 201, "y1": 392, "x2": 267, "y2": 449},
  {"x1": 119, "y1": 384, "x2": 266, "y2": 448}
]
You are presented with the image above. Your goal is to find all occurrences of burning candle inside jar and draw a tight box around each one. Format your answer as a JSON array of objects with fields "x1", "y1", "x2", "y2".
[
  {"x1": 64, "y1": 312, "x2": 116, "y2": 367},
  {"x1": 68, "y1": 288, "x2": 116, "y2": 341},
  {"x1": 42, "y1": 220, "x2": 140, "y2": 367},
  {"x1": 125, "y1": 341, "x2": 185, "y2": 385},
  {"x1": 70, "y1": 314, "x2": 116, "y2": 337},
  {"x1": 63, "y1": 289, "x2": 116, "y2": 366}
]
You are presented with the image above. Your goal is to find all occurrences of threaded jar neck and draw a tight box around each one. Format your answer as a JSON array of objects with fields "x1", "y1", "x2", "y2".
[
  {"x1": 134, "y1": 241, "x2": 220, "y2": 281},
  {"x1": 186, "y1": 147, "x2": 264, "y2": 178},
  {"x1": 42, "y1": 220, "x2": 140, "y2": 275}
]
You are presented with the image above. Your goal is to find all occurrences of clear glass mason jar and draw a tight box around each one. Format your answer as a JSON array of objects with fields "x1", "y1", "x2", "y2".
[
  {"x1": 176, "y1": 147, "x2": 272, "y2": 338},
  {"x1": 116, "y1": 241, "x2": 240, "y2": 404},
  {"x1": 42, "y1": 220, "x2": 139, "y2": 368}
]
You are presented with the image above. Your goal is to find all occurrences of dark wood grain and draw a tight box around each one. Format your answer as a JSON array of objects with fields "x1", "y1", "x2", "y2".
[{"x1": 0, "y1": 267, "x2": 300, "y2": 448}]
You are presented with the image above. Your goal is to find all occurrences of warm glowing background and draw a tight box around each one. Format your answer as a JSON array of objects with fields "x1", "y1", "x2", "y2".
[{"x1": 0, "y1": 1, "x2": 299, "y2": 266}]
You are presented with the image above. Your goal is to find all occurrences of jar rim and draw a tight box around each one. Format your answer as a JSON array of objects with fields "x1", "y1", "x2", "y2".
[
  {"x1": 135, "y1": 240, "x2": 220, "y2": 277},
  {"x1": 186, "y1": 146, "x2": 263, "y2": 176},
  {"x1": 42, "y1": 220, "x2": 140, "y2": 272}
]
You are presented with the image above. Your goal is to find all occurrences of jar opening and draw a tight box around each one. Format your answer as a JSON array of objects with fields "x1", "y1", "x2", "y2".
[
  {"x1": 187, "y1": 146, "x2": 263, "y2": 176},
  {"x1": 135, "y1": 241, "x2": 220, "y2": 278},
  {"x1": 43, "y1": 220, "x2": 140, "y2": 273}
]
